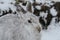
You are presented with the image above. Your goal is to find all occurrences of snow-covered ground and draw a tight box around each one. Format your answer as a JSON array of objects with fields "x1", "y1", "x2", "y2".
[
  {"x1": 41, "y1": 18, "x2": 60, "y2": 40},
  {"x1": 0, "y1": 0, "x2": 60, "y2": 40},
  {"x1": 0, "y1": 0, "x2": 16, "y2": 11}
]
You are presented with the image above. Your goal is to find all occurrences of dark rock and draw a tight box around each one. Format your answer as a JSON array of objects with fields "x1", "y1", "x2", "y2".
[
  {"x1": 22, "y1": 2, "x2": 27, "y2": 6},
  {"x1": 33, "y1": 8, "x2": 40, "y2": 16},
  {"x1": 8, "y1": 8, "x2": 12, "y2": 13},
  {"x1": 45, "y1": 13, "x2": 53, "y2": 27},
  {"x1": 39, "y1": 17, "x2": 46, "y2": 29},
  {"x1": 40, "y1": 5, "x2": 50, "y2": 13}
]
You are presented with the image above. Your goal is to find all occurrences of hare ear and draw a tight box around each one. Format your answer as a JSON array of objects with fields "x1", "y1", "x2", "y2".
[{"x1": 27, "y1": 2, "x2": 32, "y2": 13}]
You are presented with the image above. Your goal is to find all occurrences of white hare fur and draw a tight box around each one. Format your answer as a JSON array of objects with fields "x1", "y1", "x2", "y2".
[{"x1": 0, "y1": 12, "x2": 41, "y2": 40}]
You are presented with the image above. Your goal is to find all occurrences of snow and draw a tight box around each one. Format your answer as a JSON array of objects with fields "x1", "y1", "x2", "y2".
[
  {"x1": 40, "y1": 12, "x2": 48, "y2": 18},
  {"x1": 41, "y1": 18, "x2": 60, "y2": 40},
  {"x1": 50, "y1": 7, "x2": 57, "y2": 16},
  {"x1": 35, "y1": 6, "x2": 41, "y2": 10},
  {"x1": 41, "y1": 23, "x2": 60, "y2": 40},
  {"x1": 36, "y1": 0, "x2": 46, "y2": 4},
  {"x1": 0, "y1": 0, "x2": 16, "y2": 11},
  {"x1": 51, "y1": 0, "x2": 60, "y2": 2}
]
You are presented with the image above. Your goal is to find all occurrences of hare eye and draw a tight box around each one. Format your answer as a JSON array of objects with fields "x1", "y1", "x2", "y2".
[{"x1": 28, "y1": 20, "x2": 32, "y2": 23}]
